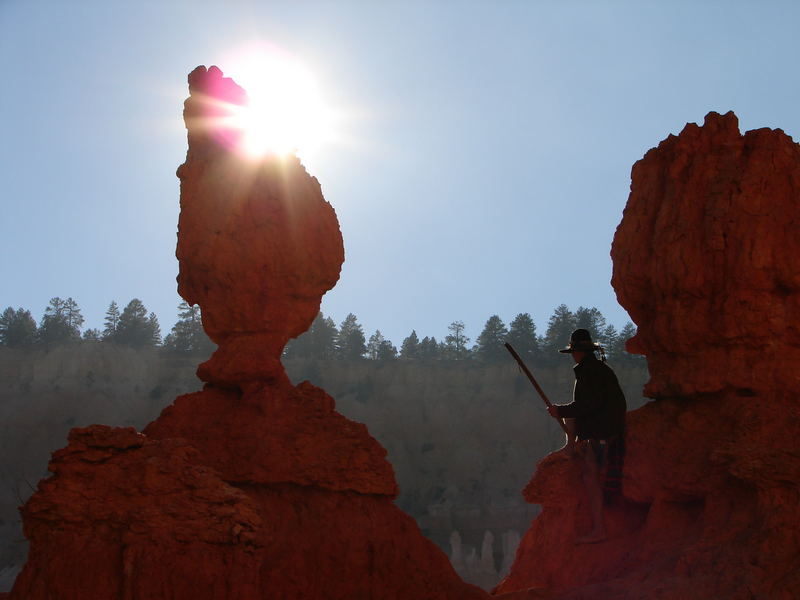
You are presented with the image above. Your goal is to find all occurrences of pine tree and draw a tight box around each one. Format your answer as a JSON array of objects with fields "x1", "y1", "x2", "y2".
[
  {"x1": 400, "y1": 330, "x2": 420, "y2": 359},
  {"x1": 543, "y1": 304, "x2": 576, "y2": 353},
  {"x1": 38, "y1": 297, "x2": 82, "y2": 344},
  {"x1": 444, "y1": 320, "x2": 470, "y2": 360},
  {"x1": 609, "y1": 322, "x2": 641, "y2": 363},
  {"x1": 102, "y1": 301, "x2": 121, "y2": 341},
  {"x1": 600, "y1": 324, "x2": 618, "y2": 354},
  {"x1": 284, "y1": 313, "x2": 338, "y2": 359},
  {"x1": 82, "y1": 328, "x2": 101, "y2": 341},
  {"x1": 310, "y1": 314, "x2": 338, "y2": 359},
  {"x1": 506, "y1": 313, "x2": 538, "y2": 360},
  {"x1": 336, "y1": 313, "x2": 366, "y2": 360},
  {"x1": 116, "y1": 299, "x2": 158, "y2": 347},
  {"x1": 574, "y1": 306, "x2": 607, "y2": 343},
  {"x1": 163, "y1": 302, "x2": 216, "y2": 353},
  {"x1": 418, "y1": 336, "x2": 440, "y2": 360},
  {"x1": 474, "y1": 315, "x2": 508, "y2": 363},
  {"x1": 367, "y1": 330, "x2": 386, "y2": 360},
  {"x1": 0, "y1": 307, "x2": 37, "y2": 347},
  {"x1": 63, "y1": 297, "x2": 84, "y2": 332},
  {"x1": 377, "y1": 338, "x2": 398, "y2": 360},
  {"x1": 148, "y1": 312, "x2": 162, "y2": 346}
]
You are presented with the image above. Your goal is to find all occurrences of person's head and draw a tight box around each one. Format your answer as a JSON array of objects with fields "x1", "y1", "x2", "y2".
[{"x1": 558, "y1": 328, "x2": 600, "y2": 362}]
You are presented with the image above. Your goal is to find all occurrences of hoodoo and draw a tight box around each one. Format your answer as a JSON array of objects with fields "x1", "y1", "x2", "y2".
[
  {"x1": 9, "y1": 66, "x2": 486, "y2": 600},
  {"x1": 495, "y1": 112, "x2": 800, "y2": 599}
]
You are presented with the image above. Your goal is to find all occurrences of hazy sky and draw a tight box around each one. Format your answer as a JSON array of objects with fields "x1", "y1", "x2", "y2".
[{"x1": 2, "y1": 1, "x2": 798, "y2": 347}]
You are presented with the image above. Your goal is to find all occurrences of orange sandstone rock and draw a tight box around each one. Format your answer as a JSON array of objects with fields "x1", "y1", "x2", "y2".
[
  {"x1": 9, "y1": 66, "x2": 486, "y2": 600},
  {"x1": 177, "y1": 65, "x2": 345, "y2": 387},
  {"x1": 612, "y1": 111, "x2": 800, "y2": 399},
  {"x1": 495, "y1": 112, "x2": 800, "y2": 599}
]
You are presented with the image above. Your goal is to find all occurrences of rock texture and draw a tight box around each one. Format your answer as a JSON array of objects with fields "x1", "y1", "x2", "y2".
[
  {"x1": 9, "y1": 66, "x2": 485, "y2": 600},
  {"x1": 613, "y1": 111, "x2": 800, "y2": 399},
  {"x1": 494, "y1": 112, "x2": 800, "y2": 599},
  {"x1": 177, "y1": 66, "x2": 345, "y2": 387}
]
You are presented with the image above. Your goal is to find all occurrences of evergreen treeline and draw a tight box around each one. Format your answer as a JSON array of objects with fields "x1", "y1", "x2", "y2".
[
  {"x1": 284, "y1": 304, "x2": 643, "y2": 365},
  {"x1": 1, "y1": 300, "x2": 642, "y2": 365},
  {"x1": 0, "y1": 298, "x2": 212, "y2": 354}
]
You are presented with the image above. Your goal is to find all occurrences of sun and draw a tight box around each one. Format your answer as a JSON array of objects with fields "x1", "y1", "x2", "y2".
[{"x1": 223, "y1": 46, "x2": 336, "y2": 160}]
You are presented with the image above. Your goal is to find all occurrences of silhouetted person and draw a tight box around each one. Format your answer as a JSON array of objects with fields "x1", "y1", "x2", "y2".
[{"x1": 547, "y1": 328, "x2": 626, "y2": 544}]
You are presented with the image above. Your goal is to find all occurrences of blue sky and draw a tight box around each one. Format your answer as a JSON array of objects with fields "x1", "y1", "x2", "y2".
[{"x1": 2, "y1": 1, "x2": 798, "y2": 347}]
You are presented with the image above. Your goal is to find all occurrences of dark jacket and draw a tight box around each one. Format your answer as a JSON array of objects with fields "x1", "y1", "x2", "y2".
[{"x1": 556, "y1": 354, "x2": 626, "y2": 440}]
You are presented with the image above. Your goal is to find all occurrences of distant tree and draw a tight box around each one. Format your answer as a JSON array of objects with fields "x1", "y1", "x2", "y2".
[
  {"x1": 102, "y1": 301, "x2": 121, "y2": 341},
  {"x1": 367, "y1": 330, "x2": 386, "y2": 360},
  {"x1": 609, "y1": 322, "x2": 643, "y2": 364},
  {"x1": 63, "y1": 298, "x2": 84, "y2": 332},
  {"x1": 0, "y1": 307, "x2": 37, "y2": 347},
  {"x1": 574, "y1": 306, "x2": 607, "y2": 342},
  {"x1": 378, "y1": 340, "x2": 398, "y2": 360},
  {"x1": 115, "y1": 299, "x2": 159, "y2": 347},
  {"x1": 600, "y1": 324, "x2": 618, "y2": 355},
  {"x1": 285, "y1": 312, "x2": 339, "y2": 359},
  {"x1": 336, "y1": 313, "x2": 366, "y2": 360},
  {"x1": 418, "y1": 335, "x2": 440, "y2": 360},
  {"x1": 148, "y1": 312, "x2": 162, "y2": 346},
  {"x1": 474, "y1": 315, "x2": 509, "y2": 363},
  {"x1": 543, "y1": 304, "x2": 576, "y2": 353},
  {"x1": 369, "y1": 331, "x2": 397, "y2": 360},
  {"x1": 506, "y1": 312, "x2": 538, "y2": 360},
  {"x1": 310, "y1": 314, "x2": 338, "y2": 359},
  {"x1": 444, "y1": 320, "x2": 470, "y2": 360},
  {"x1": 400, "y1": 330, "x2": 420, "y2": 359},
  {"x1": 38, "y1": 297, "x2": 83, "y2": 345},
  {"x1": 163, "y1": 302, "x2": 214, "y2": 353}
]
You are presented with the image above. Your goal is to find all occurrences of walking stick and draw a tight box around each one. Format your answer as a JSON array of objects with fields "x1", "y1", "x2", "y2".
[{"x1": 504, "y1": 342, "x2": 569, "y2": 435}]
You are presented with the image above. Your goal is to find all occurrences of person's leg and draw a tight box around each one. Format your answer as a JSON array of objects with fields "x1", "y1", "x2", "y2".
[{"x1": 577, "y1": 440, "x2": 606, "y2": 544}]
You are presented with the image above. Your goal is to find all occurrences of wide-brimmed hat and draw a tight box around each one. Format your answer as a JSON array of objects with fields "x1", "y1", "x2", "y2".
[{"x1": 558, "y1": 328, "x2": 602, "y2": 353}]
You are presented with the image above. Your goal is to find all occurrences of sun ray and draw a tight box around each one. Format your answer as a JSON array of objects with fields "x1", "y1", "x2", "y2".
[{"x1": 215, "y1": 44, "x2": 337, "y2": 161}]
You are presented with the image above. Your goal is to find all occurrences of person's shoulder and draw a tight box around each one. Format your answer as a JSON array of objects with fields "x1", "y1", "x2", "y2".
[{"x1": 591, "y1": 357, "x2": 619, "y2": 378}]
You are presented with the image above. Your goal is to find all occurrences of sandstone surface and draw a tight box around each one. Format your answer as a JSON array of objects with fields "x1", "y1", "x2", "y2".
[
  {"x1": 495, "y1": 112, "x2": 800, "y2": 599},
  {"x1": 177, "y1": 65, "x2": 345, "y2": 387},
  {"x1": 9, "y1": 66, "x2": 485, "y2": 600},
  {"x1": 612, "y1": 111, "x2": 800, "y2": 399}
]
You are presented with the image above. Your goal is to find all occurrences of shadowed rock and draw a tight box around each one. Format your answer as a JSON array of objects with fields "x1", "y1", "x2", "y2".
[
  {"x1": 495, "y1": 112, "x2": 800, "y2": 599},
  {"x1": 9, "y1": 66, "x2": 486, "y2": 600}
]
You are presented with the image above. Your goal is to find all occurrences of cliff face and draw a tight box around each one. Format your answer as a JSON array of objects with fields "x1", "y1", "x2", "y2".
[
  {"x1": 495, "y1": 112, "x2": 800, "y2": 599},
  {"x1": 9, "y1": 66, "x2": 485, "y2": 600}
]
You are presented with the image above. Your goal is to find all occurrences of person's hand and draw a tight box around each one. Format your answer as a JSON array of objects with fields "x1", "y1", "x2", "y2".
[{"x1": 547, "y1": 405, "x2": 560, "y2": 418}]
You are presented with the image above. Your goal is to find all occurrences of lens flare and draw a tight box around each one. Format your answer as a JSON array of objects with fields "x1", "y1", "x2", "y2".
[{"x1": 222, "y1": 46, "x2": 335, "y2": 160}]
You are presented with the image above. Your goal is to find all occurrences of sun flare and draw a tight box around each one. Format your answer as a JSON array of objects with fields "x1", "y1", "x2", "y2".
[{"x1": 223, "y1": 47, "x2": 336, "y2": 161}]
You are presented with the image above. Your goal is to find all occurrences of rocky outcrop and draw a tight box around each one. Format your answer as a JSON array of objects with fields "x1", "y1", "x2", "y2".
[
  {"x1": 176, "y1": 66, "x2": 345, "y2": 387},
  {"x1": 612, "y1": 111, "x2": 800, "y2": 399},
  {"x1": 9, "y1": 66, "x2": 485, "y2": 600},
  {"x1": 495, "y1": 112, "x2": 800, "y2": 599}
]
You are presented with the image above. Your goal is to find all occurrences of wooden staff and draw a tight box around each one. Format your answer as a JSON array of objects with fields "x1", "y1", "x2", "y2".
[{"x1": 504, "y1": 342, "x2": 569, "y2": 435}]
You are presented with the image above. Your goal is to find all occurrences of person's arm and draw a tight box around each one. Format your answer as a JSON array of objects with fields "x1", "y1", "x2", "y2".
[{"x1": 556, "y1": 368, "x2": 605, "y2": 419}]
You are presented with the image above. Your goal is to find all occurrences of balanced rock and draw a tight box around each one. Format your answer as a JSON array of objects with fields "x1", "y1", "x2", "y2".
[
  {"x1": 177, "y1": 65, "x2": 345, "y2": 387},
  {"x1": 9, "y1": 66, "x2": 486, "y2": 600}
]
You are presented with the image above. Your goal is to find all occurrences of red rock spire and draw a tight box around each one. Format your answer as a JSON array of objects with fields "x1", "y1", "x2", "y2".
[
  {"x1": 176, "y1": 65, "x2": 345, "y2": 388},
  {"x1": 8, "y1": 67, "x2": 487, "y2": 600}
]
